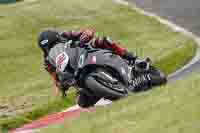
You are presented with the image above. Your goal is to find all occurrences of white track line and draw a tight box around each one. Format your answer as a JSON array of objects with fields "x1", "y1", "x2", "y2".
[
  {"x1": 10, "y1": 1, "x2": 200, "y2": 133},
  {"x1": 114, "y1": 0, "x2": 200, "y2": 79}
]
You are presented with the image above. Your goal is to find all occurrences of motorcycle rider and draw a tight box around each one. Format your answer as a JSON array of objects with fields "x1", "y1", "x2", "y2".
[{"x1": 37, "y1": 28, "x2": 137, "y2": 98}]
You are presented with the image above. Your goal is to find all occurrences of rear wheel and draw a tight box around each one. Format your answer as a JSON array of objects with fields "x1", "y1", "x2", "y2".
[{"x1": 148, "y1": 66, "x2": 167, "y2": 86}]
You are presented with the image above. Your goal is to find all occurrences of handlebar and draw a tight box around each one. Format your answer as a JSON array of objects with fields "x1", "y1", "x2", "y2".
[{"x1": 134, "y1": 57, "x2": 151, "y2": 71}]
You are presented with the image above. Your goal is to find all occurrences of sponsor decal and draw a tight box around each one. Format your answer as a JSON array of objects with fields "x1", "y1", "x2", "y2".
[
  {"x1": 121, "y1": 67, "x2": 126, "y2": 75},
  {"x1": 91, "y1": 56, "x2": 97, "y2": 64},
  {"x1": 41, "y1": 39, "x2": 48, "y2": 45},
  {"x1": 56, "y1": 52, "x2": 69, "y2": 72},
  {"x1": 78, "y1": 54, "x2": 85, "y2": 67}
]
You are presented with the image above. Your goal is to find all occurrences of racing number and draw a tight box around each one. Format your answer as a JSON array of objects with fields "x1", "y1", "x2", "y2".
[{"x1": 56, "y1": 52, "x2": 69, "y2": 72}]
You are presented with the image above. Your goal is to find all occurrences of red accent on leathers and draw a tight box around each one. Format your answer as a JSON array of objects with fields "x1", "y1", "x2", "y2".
[
  {"x1": 61, "y1": 29, "x2": 126, "y2": 56},
  {"x1": 61, "y1": 30, "x2": 82, "y2": 40},
  {"x1": 92, "y1": 37, "x2": 126, "y2": 56},
  {"x1": 61, "y1": 28, "x2": 95, "y2": 44},
  {"x1": 44, "y1": 28, "x2": 127, "y2": 90}
]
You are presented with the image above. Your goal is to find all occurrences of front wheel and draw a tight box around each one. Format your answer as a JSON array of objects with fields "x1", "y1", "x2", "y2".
[{"x1": 84, "y1": 70, "x2": 128, "y2": 101}]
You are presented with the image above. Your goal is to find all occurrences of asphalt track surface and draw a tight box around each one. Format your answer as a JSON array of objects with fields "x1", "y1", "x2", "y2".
[
  {"x1": 9, "y1": 0, "x2": 200, "y2": 132},
  {"x1": 125, "y1": 0, "x2": 200, "y2": 81},
  {"x1": 126, "y1": 0, "x2": 200, "y2": 36}
]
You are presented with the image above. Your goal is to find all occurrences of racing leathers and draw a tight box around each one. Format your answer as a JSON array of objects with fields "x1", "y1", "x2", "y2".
[{"x1": 43, "y1": 29, "x2": 136, "y2": 97}]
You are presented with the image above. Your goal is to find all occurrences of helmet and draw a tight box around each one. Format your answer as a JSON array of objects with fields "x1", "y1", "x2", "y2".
[{"x1": 37, "y1": 29, "x2": 61, "y2": 54}]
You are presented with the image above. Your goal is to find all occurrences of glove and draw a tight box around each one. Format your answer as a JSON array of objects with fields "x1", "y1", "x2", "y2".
[
  {"x1": 122, "y1": 51, "x2": 137, "y2": 64},
  {"x1": 55, "y1": 81, "x2": 69, "y2": 97},
  {"x1": 79, "y1": 28, "x2": 95, "y2": 47}
]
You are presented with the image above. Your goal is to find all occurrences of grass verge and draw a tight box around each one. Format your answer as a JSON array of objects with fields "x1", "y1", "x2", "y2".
[
  {"x1": 0, "y1": 0, "x2": 197, "y2": 132},
  {"x1": 40, "y1": 73, "x2": 200, "y2": 133},
  {"x1": 0, "y1": 96, "x2": 75, "y2": 132},
  {"x1": 154, "y1": 40, "x2": 196, "y2": 74}
]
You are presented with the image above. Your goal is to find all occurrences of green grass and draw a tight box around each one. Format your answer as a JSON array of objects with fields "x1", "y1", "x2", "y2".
[
  {"x1": 0, "y1": 0, "x2": 22, "y2": 4},
  {"x1": 0, "y1": 0, "x2": 197, "y2": 132},
  {"x1": 0, "y1": 96, "x2": 74, "y2": 131},
  {"x1": 154, "y1": 41, "x2": 196, "y2": 74},
  {"x1": 40, "y1": 73, "x2": 200, "y2": 133}
]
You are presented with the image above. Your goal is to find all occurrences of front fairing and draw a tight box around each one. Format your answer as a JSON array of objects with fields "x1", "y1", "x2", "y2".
[
  {"x1": 78, "y1": 49, "x2": 132, "y2": 86},
  {"x1": 51, "y1": 43, "x2": 132, "y2": 86}
]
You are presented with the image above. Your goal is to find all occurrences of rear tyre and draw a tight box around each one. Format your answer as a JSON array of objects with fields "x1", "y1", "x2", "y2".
[{"x1": 148, "y1": 66, "x2": 167, "y2": 86}]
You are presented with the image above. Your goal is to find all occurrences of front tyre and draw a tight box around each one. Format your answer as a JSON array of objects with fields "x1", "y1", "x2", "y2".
[{"x1": 84, "y1": 71, "x2": 127, "y2": 101}]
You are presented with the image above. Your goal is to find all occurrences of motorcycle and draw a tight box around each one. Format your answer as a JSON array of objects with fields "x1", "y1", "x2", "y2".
[{"x1": 56, "y1": 40, "x2": 167, "y2": 107}]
